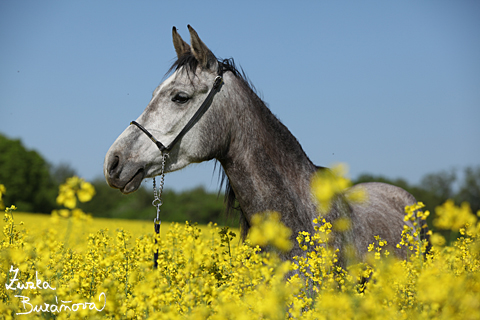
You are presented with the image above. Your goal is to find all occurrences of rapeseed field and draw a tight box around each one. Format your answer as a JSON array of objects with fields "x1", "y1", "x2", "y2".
[{"x1": 1, "y1": 168, "x2": 479, "y2": 319}]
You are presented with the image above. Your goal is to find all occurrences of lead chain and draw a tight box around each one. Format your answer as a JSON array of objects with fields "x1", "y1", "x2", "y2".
[{"x1": 153, "y1": 152, "x2": 168, "y2": 227}]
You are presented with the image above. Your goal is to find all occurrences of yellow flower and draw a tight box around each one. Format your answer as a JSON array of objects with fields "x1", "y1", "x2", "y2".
[
  {"x1": 66, "y1": 175, "x2": 82, "y2": 188},
  {"x1": 311, "y1": 163, "x2": 365, "y2": 213},
  {"x1": 57, "y1": 183, "x2": 75, "y2": 207},
  {"x1": 0, "y1": 184, "x2": 6, "y2": 209},
  {"x1": 248, "y1": 211, "x2": 293, "y2": 252},
  {"x1": 345, "y1": 186, "x2": 367, "y2": 204},
  {"x1": 333, "y1": 217, "x2": 351, "y2": 232},
  {"x1": 56, "y1": 176, "x2": 96, "y2": 209},
  {"x1": 2, "y1": 161, "x2": 480, "y2": 319},
  {"x1": 78, "y1": 181, "x2": 95, "y2": 202},
  {"x1": 52, "y1": 209, "x2": 71, "y2": 218},
  {"x1": 430, "y1": 233, "x2": 446, "y2": 246},
  {"x1": 434, "y1": 200, "x2": 477, "y2": 231}
]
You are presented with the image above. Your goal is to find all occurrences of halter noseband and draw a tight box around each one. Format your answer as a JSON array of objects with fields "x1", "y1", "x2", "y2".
[{"x1": 130, "y1": 72, "x2": 223, "y2": 152}]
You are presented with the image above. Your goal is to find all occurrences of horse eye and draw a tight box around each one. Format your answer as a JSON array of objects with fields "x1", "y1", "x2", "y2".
[{"x1": 172, "y1": 92, "x2": 190, "y2": 104}]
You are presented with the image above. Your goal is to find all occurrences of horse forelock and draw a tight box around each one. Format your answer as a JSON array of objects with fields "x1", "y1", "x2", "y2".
[
  {"x1": 167, "y1": 53, "x2": 199, "y2": 77},
  {"x1": 167, "y1": 53, "x2": 261, "y2": 100}
]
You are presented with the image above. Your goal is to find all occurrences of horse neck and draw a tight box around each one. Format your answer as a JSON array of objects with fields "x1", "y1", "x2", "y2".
[{"x1": 217, "y1": 74, "x2": 318, "y2": 238}]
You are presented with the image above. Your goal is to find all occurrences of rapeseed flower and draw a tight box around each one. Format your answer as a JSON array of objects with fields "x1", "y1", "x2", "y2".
[
  {"x1": 311, "y1": 163, "x2": 366, "y2": 213},
  {"x1": 56, "y1": 176, "x2": 96, "y2": 209},
  {"x1": 0, "y1": 184, "x2": 6, "y2": 210},
  {"x1": 434, "y1": 199, "x2": 477, "y2": 231},
  {"x1": 1, "y1": 176, "x2": 480, "y2": 319},
  {"x1": 248, "y1": 211, "x2": 293, "y2": 252}
]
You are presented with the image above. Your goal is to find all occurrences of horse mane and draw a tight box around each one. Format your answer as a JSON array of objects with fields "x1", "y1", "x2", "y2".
[{"x1": 167, "y1": 53, "x2": 261, "y2": 237}]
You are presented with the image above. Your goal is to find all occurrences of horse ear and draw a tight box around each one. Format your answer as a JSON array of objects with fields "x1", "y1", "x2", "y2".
[
  {"x1": 188, "y1": 25, "x2": 217, "y2": 70},
  {"x1": 172, "y1": 26, "x2": 190, "y2": 58}
]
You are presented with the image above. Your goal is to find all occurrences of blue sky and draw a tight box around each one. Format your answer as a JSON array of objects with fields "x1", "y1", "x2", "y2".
[{"x1": 1, "y1": 1, "x2": 479, "y2": 192}]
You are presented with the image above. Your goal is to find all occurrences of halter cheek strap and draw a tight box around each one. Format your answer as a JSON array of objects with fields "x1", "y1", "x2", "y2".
[{"x1": 130, "y1": 74, "x2": 223, "y2": 152}]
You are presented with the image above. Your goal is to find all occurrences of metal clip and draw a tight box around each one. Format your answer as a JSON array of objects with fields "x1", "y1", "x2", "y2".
[{"x1": 213, "y1": 76, "x2": 223, "y2": 89}]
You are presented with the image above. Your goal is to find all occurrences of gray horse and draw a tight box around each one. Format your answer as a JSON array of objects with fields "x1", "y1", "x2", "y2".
[{"x1": 104, "y1": 26, "x2": 426, "y2": 264}]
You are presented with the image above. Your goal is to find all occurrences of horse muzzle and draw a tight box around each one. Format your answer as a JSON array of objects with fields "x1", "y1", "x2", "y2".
[{"x1": 104, "y1": 152, "x2": 146, "y2": 194}]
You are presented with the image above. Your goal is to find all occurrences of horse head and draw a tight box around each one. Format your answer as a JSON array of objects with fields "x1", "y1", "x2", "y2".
[{"x1": 104, "y1": 26, "x2": 230, "y2": 194}]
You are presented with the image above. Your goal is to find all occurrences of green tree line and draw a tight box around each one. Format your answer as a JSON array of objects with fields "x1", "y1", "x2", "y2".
[
  {"x1": 1, "y1": 133, "x2": 479, "y2": 229},
  {"x1": 78, "y1": 179, "x2": 231, "y2": 226},
  {"x1": 0, "y1": 133, "x2": 232, "y2": 226}
]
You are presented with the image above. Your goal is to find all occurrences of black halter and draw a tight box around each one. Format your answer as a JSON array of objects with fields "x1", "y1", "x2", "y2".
[{"x1": 130, "y1": 72, "x2": 223, "y2": 152}]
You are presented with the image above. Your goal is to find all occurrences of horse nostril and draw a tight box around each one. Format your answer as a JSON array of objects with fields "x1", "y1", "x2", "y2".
[{"x1": 108, "y1": 155, "x2": 120, "y2": 176}]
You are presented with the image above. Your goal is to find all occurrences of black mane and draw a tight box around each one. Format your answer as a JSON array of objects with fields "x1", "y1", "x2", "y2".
[{"x1": 168, "y1": 53, "x2": 260, "y2": 99}]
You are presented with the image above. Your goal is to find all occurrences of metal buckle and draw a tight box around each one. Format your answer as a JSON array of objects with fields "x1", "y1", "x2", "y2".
[{"x1": 213, "y1": 76, "x2": 223, "y2": 89}]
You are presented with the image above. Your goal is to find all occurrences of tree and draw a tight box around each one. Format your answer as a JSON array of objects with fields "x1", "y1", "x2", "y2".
[
  {"x1": 420, "y1": 169, "x2": 456, "y2": 199},
  {"x1": 51, "y1": 162, "x2": 77, "y2": 185},
  {"x1": 0, "y1": 134, "x2": 57, "y2": 212},
  {"x1": 79, "y1": 178, "x2": 237, "y2": 226},
  {"x1": 456, "y1": 166, "x2": 480, "y2": 214}
]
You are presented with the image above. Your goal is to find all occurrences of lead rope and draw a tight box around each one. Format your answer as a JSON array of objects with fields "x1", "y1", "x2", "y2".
[{"x1": 153, "y1": 152, "x2": 168, "y2": 268}]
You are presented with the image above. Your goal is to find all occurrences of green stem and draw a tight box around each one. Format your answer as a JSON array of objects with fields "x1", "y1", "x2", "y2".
[
  {"x1": 8, "y1": 210, "x2": 15, "y2": 245},
  {"x1": 124, "y1": 235, "x2": 129, "y2": 297}
]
